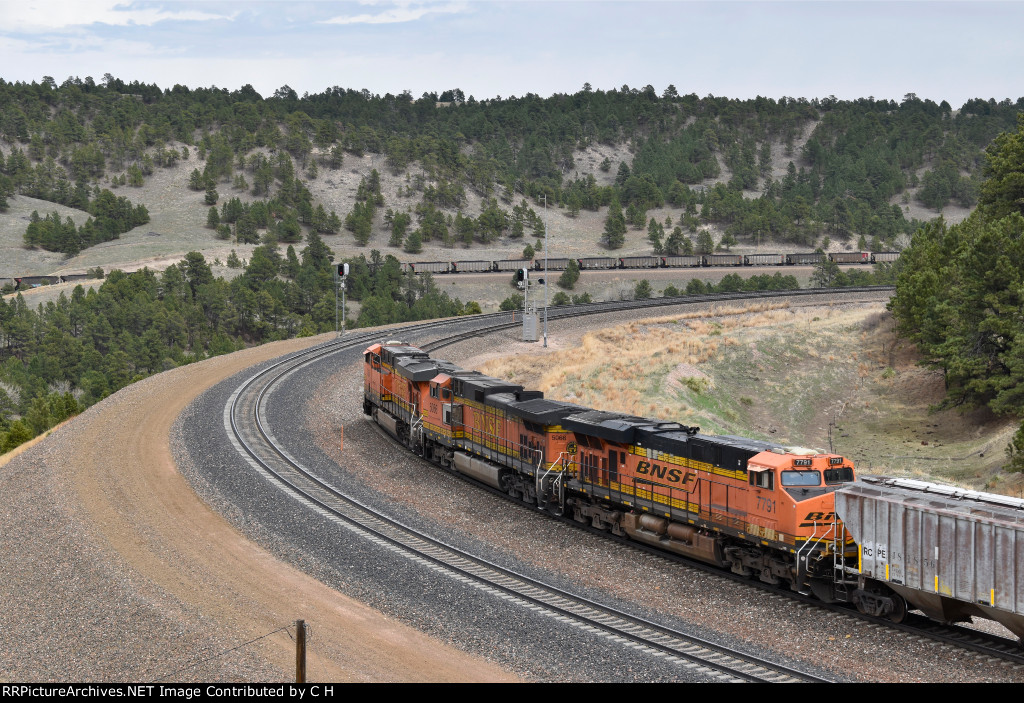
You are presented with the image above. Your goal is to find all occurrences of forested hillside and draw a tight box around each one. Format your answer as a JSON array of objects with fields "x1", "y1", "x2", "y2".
[
  {"x1": 1, "y1": 76, "x2": 1021, "y2": 266},
  {"x1": 890, "y1": 113, "x2": 1024, "y2": 475},
  {"x1": 1, "y1": 75, "x2": 1021, "y2": 460},
  {"x1": 0, "y1": 240, "x2": 470, "y2": 454}
]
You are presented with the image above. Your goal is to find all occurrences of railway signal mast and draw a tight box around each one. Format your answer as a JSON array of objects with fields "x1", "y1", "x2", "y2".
[
  {"x1": 335, "y1": 262, "x2": 349, "y2": 336},
  {"x1": 541, "y1": 194, "x2": 548, "y2": 348},
  {"x1": 515, "y1": 268, "x2": 538, "y2": 342}
]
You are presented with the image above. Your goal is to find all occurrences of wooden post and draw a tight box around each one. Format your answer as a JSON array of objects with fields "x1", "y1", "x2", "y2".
[
  {"x1": 339, "y1": 425, "x2": 344, "y2": 452},
  {"x1": 295, "y1": 619, "x2": 306, "y2": 683}
]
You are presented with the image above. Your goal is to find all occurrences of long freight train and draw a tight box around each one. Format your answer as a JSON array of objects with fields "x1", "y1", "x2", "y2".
[
  {"x1": 403, "y1": 251, "x2": 901, "y2": 275},
  {"x1": 363, "y1": 342, "x2": 1024, "y2": 640}
]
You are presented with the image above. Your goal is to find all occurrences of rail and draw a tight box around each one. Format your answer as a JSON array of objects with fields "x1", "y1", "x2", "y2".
[{"x1": 224, "y1": 326, "x2": 834, "y2": 682}]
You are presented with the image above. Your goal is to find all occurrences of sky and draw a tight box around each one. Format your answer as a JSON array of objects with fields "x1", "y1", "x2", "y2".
[{"x1": 0, "y1": 0, "x2": 1022, "y2": 107}]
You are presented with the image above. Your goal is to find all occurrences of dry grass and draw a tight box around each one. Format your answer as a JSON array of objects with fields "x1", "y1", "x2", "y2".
[
  {"x1": 2, "y1": 115, "x2": 979, "y2": 276},
  {"x1": 479, "y1": 302, "x2": 794, "y2": 424},
  {"x1": 475, "y1": 301, "x2": 1023, "y2": 494}
]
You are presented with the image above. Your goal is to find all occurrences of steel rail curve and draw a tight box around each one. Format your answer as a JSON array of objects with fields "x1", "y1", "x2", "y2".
[
  {"x1": 223, "y1": 291, "x2": 892, "y2": 682},
  {"x1": 215, "y1": 288, "x2": 1024, "y2": 680},
  {"x1": 227, "y1": 336, "x2": 829, "y2": 682}
]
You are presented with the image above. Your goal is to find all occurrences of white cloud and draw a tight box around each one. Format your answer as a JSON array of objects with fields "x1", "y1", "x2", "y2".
[
  {"x1": 0, "y1": 1, "x2": 234, "y2": 32},
  {"x1": 321, "y1": 1, "x2": 466, "y2": 25}
]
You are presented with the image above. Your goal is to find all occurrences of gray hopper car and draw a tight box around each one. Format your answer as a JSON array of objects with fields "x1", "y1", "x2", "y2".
[
  {"x1": 836, "y1": 476, "x2": 1024, "y2": 639},
  {"x1": 494, "y1": 259, "x2": 532, "y2": 272},
  {"x1": 408, "y1": 261, "x2": 451, "y2": 274},
  {"x1": 661, "y1": 255, "x2": 703, "y2": 268},
  {"x1": 15, "y1": 275, "x2": 60, "y2": 288},
  {"x1": 872, "y1": 252, "x2": 901, "y2": 263},
  {"x1": 577, "y1": 257, "x2": 619, "y2": 270},
  {"x1": 829, "y1": 252, "x2": 871, "y2": 264},
  {"x1": 786, "y1": 253, "x2": 826, "y2": 265},
  {"x1": 452, "y1": 260, "x2": 492, "y2": 273},
  {"x1": 619, "y1": 256, "x2": 660, "y2": 269},
  {"x1": 703, "y1": 254, "x2": 743, "y2": 266},
  {"x1": 743, "y1": 253, "x2": 786, "y2": 266},
  {"x1": 535, "y1": 258, "x2": 571, "y2": 271}
]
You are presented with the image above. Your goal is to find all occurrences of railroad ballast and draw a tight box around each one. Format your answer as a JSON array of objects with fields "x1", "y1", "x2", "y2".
[{"x1": 362, "y1": 341, "x2": 1024, "y2": 640}]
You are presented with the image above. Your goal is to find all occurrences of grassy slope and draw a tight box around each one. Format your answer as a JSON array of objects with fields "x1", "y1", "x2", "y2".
[{"x1": 476, "y1": 303, "x2": 1020, "y2": 495}]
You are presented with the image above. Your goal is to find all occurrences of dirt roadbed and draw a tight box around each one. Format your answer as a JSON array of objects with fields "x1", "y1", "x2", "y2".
[{"x1": 0, "y1": 334, "x2": 516, "y2": 682}]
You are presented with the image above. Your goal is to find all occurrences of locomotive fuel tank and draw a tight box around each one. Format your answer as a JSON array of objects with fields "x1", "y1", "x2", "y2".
[{"x1": 362, "y1": 342, "x2": 1024, "y2": 640}]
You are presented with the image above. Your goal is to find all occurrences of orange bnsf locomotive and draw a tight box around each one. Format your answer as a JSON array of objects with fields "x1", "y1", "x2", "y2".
[
  {"x1": 363, "y1": 340, "x2": 860, "y2": 602},
  {"x1": 364, "y1": 340, "x2": 1024, "y2": 638}
]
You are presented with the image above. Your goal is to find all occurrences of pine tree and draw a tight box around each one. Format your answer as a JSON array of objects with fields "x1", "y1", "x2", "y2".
[
  {"x1": 557, "y1": 259, "x2": 580, "y2": 290},
  {"x1": 696, "y1": 229, "x2": 715, "y2": 255},
  {"x1": 404, "y1": 230, "x2": 423, "y2": 254},
  {"x1": 603, "y1": 201, "x2": 626, "y2": 249},
  {"x1": 647, "y1": 217, "x2": 664, "y2": 254}
]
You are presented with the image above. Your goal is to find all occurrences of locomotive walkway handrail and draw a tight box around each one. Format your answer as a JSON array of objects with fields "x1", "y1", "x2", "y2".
[
  {"x1": 228, "y1": 337, "x2": 832, "y2": 682},
  {"x1": 222, "y1": 292, "x2": 899, "y2": 682}
]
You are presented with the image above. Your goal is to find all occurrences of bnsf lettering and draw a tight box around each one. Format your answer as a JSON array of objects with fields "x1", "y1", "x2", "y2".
[
  {"x1": 799, "y1": 511, "x2": 837, "y2": 528},
  {"x1": 636, "y1": 461, "x2": 692, "y2": 486}
]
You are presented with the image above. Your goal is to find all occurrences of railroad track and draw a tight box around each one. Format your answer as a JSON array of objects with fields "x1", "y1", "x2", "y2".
[
  {"x1": 226, "y1": 324, "x2": 830, "y2": 683},
  {"x1": 217, "y1": 287, "x2": 1024, "y2": 680}
]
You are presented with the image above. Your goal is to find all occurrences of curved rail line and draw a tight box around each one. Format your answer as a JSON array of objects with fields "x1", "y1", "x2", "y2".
[
  {"x1": 217, "y1": 289, "x2": 1022, "y2": 680},
  {"x1": 230, "y1": 351, "x2": 828, "y2": 682}
]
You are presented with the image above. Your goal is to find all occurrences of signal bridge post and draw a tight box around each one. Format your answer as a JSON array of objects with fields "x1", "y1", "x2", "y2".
[
  {"x1": 335, "y1": 263, "x2": 349, "y2": 336},
  {"x1": 516, "y1": 267, "x2": 539, "y2": 342}
]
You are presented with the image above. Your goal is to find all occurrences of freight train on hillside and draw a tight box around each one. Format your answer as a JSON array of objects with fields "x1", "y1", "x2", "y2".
[
  {"x1": 363, "y1": 341, "x2": 1024, "y2": 641},
  {"x1": 1, "y1": 274, "x2": 92, "y2": 291},
  {"x1": 402, "y1": 251, "x2": 901, "y2": 274}
]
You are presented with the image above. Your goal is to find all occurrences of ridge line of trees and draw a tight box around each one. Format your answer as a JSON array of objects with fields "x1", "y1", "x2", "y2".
[{"x1": 3, "y1": 77, "x2": 1021, "y2": 258}]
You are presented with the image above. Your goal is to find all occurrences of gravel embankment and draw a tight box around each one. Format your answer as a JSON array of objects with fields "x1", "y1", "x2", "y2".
[
  {"x1": 277, "y1": 295, "x2": 1024, "y2": 683},
  {"x1": 5, "y1": 291, "x2": 1022, "y2": 682},
  {"x1": 1, "y1": 336, "x2": 514, "y2": 683},
  {"x1": 0, "y1": 377, "x2": 283, "y2": 681}
]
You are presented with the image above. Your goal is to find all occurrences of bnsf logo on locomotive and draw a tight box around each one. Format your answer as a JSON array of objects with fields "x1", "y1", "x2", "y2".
[
  {"x1": 800, "y1": 511, "x2": 836, "y2": 527},
  {"x1": 635, "y1": 461, "x2": 696, "y2": 487}
]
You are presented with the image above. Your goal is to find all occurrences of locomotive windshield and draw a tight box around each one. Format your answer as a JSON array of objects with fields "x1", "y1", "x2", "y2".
[
  {"x1": 781, "y1": 470, "x2": 821, "y2": 487},
  {"x1": 824, "y1": 466, "x2": 855, "y2": 484}
]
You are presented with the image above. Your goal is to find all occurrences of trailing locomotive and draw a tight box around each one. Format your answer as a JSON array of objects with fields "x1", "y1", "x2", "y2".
[
  {"x1": 362, "y1": 341, "x2": 1024, "y2": 640},
  {"x1": 364, "y1": 343, "x2": 857, "y2": 599}
]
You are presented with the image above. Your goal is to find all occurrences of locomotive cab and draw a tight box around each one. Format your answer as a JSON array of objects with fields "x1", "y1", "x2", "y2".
[
  {"x1": 424, "y1": 374, "x2": 455, "y2": 431},
  {"x1": 746, "y1": 450, "x2": 859, "y2": 583},
  {"x1": 363, "y1": 343, "x2": 386, "y2": 413},
  {"x1": 748, "y1": 450, "x2": 856, "y2": 497},
  {"x1": 418, "y1": 374, "x2": 457, "y2": 465}
]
